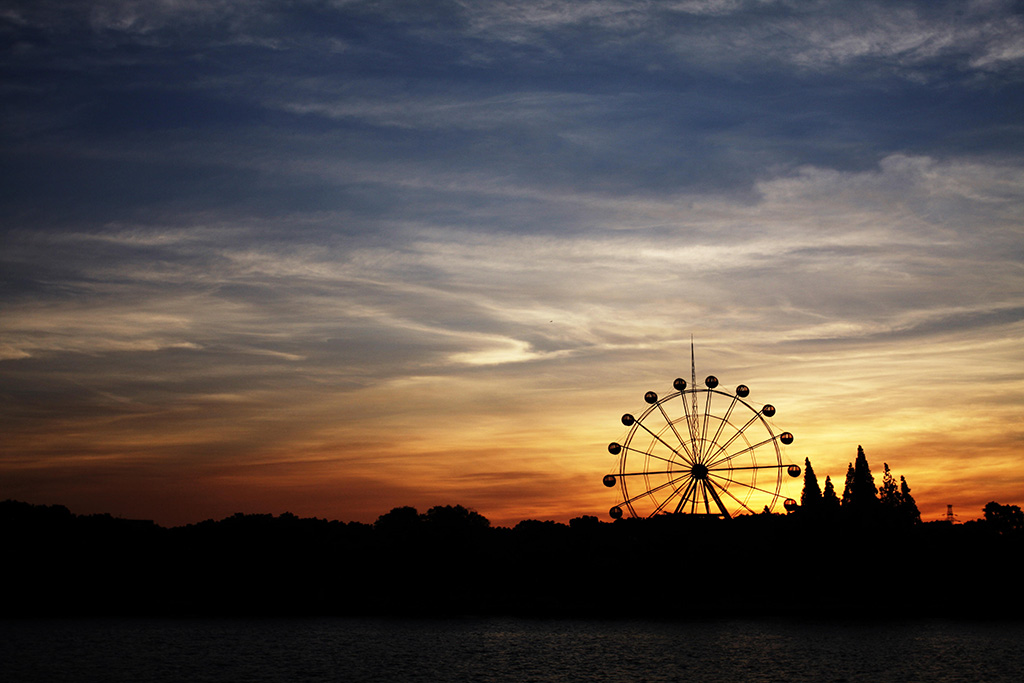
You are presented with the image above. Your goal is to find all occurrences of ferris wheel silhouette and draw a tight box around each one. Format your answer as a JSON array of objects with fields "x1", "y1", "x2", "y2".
[{"x1": 603, "y1": 345, "x2": 799, "y2": 519}]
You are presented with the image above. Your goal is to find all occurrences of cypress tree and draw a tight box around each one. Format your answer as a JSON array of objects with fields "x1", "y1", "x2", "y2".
[
  {"x1": 822, "y1": 476, "x2": 840, "y2": 514},
  {"x1": 849, "y1": 445, "x2": 878, "y2": 512},
  {"x1": 899, "y1": 476, "x2": 921, "y2": 524},
  {"x1": 800, "y1": 458, "x2": 823, "y2": 512},
  {"x1": 841, "y1": 462, "x2": 855, "y2": 507},
  {"x1": 878, "y1": 463, "x2": 899, "y2": 511}
]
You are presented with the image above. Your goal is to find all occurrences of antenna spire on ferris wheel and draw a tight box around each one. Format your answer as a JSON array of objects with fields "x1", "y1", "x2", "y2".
[
  {"x1": 690, "y1": 335, "x2": 696, "y2": 387},
  {"x1": 690, "y1": 334, "x2": 698, "y2": 417}
]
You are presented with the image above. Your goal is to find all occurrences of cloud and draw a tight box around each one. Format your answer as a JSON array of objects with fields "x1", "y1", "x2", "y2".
[
  {"x1": 2, "y1": 0, "x2": 267, "y2": 38},
  {"x1": 276, "y1": 89, "x2": 613, "y2": 133},
  {"x1": 8, "y1": 0, "x2": 1023, "y2": 81},
  {"x1": 454, "y1": 0, "x2": 1024, "y2": 78},
  {"x1": 4, "y1": 152, "x2": 1020, "y2": 368}
]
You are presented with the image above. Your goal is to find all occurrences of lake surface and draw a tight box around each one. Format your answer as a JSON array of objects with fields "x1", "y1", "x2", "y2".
[{"x1": 3, "y1": 617, "x2": 1023, "y2": 682}]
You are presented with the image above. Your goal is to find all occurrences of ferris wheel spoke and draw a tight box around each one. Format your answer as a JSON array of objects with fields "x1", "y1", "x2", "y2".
[
  {"x1": 712, "y1": 481, "x2": 759, "y2": 515},
  {"x1": 656, "y1": 402, "x2": 696, "y2": 463},
  {"x1": 699, "y1": 480, "x2": 712, "y2": 515},
  {"x1": 703, "y1": 478, "x2": 731, "y2": 517},
  {"x1": 649, "y1": 476, "x2": 694, "y2": 517},
  {"x1": 619, "y1": 442, "x2": 688, "y2": 470},
  {"x1": 677, "y1": 390, "x2": 700, "y2": 452},
  {"x1": 703, "y1": 412, "x2": 762, "y2": 464},
  {"x1": 693, "y1": 480, "x2": 707, "y2": 514},
  {"x1": 616, "y1": 469, "x2": 687, "y2": 478},
  {"x1": 672, "y1": 477, "x2": 699, "y2": 514},
  {"x1": 706, "y1": 396, "x2": 739, "y2": 458},
  {"x1": 706, "y1": 467, "x2": 739, "y2": 491},
  {"x1": 699, "y1": 389, "x2": 715, "y2": 458},
  {"x1": 693, "y1": 483, "x2": 707, "y2": 515},
  {"x1": 650, "y1": 476, "x2": 693, "y2": 517},
  {"x1": 707, "y1": 471, "x2": 780, "y2": 499},
  {"x1": 706, "y1": 435, "x2": 780, "y2": 470},
  {"x1": 620, "y1": 473, "x2": 687, "y2": 508},
  {"x1": 710, "y1": 463, "x2": 786, "y2": 473},
  {"x1": 634, "y1": 416, "x2": 690, "y2": 465}
]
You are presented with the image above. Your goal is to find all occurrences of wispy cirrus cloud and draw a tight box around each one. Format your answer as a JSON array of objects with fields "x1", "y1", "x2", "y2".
[
  {"x1": 7, "y1": 0, "x2": 1023, "y2": 77},
  {"x1": 4, "y1": 152, "x2": 1019, "y2": 368}
]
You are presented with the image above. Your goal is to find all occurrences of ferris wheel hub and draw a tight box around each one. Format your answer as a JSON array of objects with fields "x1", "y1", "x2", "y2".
[{"x1": 691, "y1": 463, "x2": 709, "y2": 480}]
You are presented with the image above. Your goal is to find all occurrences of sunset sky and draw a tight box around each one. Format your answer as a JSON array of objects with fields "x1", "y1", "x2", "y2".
[{"x1": 2, "y1": 0, "x2": 1022, "y2": 527}]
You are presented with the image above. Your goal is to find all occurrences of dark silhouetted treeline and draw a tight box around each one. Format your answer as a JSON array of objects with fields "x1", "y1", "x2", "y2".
[{"x1": 3, "y1": 499, "x2": 1022, "y2": 619}]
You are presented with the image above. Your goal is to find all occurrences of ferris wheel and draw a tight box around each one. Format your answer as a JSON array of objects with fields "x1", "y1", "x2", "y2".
[{"x1": 603, "y1": 372, "x2": 800, "y2": 519}]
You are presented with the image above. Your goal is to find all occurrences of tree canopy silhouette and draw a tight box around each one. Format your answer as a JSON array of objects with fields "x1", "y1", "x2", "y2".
[
  {"x1": 841, "y1": 445, "x2": 879, "y2": 518},
  {"x1": 374, "y1": 505, "x2": 422, "y2": 536},
  {"x1": 800, "y1": 457, "x2": 822, "y2": 514},
  {"x1": 424, "y1": 504, "x2": 490, "y2": 531},
  {"x1": 822, "y1": 475, "x2": 840, "y2": 515},
  {"x1": 879, "y1": 462, "x2": 899, "y2": 509},
  {"x1": 877, "y1": 463, "x2": 921, "y2": 526},
  {"x1": 899, "y1": 476, "x2": 921, "y2": 524},
  {"x1": 2, "y1": 487, "x2": 1020, "y2": 619},
  {"x1": 808, "y1": 449, "x2": 918, "y2": 525},
  {"x1": 841, "y1": 462, "x2": 855, "y2": 507},
  {"x1": 983, "y1": 501, "x2": 1023, "y2": 534}
]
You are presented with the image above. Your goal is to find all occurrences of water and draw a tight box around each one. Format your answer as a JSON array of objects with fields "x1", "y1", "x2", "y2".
[{"x1": 3, "y1": 617, "x2": 1022, "y2": 682}]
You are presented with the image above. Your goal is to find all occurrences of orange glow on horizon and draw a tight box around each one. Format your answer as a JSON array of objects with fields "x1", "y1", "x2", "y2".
[{"x1": 5, "y1": 339, "x2": 1018, "y2": 529}]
